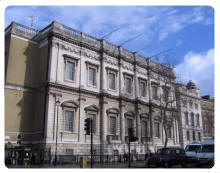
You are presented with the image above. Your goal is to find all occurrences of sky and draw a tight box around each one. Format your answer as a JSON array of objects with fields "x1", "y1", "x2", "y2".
[{"x1": 4, "y1": 6, "x2": 214, "y2": 97}]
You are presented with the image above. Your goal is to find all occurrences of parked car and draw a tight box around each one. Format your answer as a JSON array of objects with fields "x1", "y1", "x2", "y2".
[
  {"x1": 146, "y1": 147, "x2": 188, "y2": 168},
  {"x1": 196, "y1": 140, "x2": 214, "y2": 167}
]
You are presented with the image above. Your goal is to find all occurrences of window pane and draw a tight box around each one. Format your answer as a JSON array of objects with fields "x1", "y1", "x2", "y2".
[
  {"x1": 163, "y1": 88, "x2": 169, "y2": 102},
  {"x1": 205, "y1": 124, "x2": 209, "y2": 134},
  {"x1": 167, "y1": 125, "x2": 171, "y2": 138},
  {"x1": 127, "y1": 119, "x2": 132, "y2": 129},
  {"x1": 142, "y1": 121, "x2": 147, "y2": 137},
  {"x1": 154, "y1": 122, "x2": 159, "y2": 137},
  {"x1": 191, "y1": 113, "x2": 194, "y2": 126},
  {"x1": 88, "y1": 114, "x2": 96, "y2": 133},
  {"x1": 185, "y1": 112, "x2": 189, "y2": 125},
  {"x1": 65, "y1": 111, "x2": 73, "y2": 131},
  {"x1": 186, "y1": 131, "x2": 190, "y2": 140},
  {"x1": 183, "y1": 100, "x2": 187, "y2": 108},
  {"x1": 139, "y1": 82, "x2": 145, "y2": 97},
  {"x1": 125, "y1": 77, "x2": 132, "y2": 93},
  {"x1": 192, "y1": 131, "x2": 196, "y2": 141},
  {"x1": 196, "y1": 114, "x2": 200, "y2": 127},
  {"x1": 198, "y1": 132, "x2": 201, "y2": 141},
  {"x1": 109, "y1": 73, "x2": 116, "y2": 90},
  {"x1": 195, "y1": 104, "x2": 198, "y2": 110},
  {"x1": 66, "y1": 62, "x2": 74, "y2": 80},
  {"x1": 152, "y1": 86, "x2": 157, "y2": 99},
  {"x1": 89, "y1": 68, "x2": 96, "y2": 85},
  {"x1": 189, "y1": 101, "x2": 193, "y2": 108},
  {"x1": 110, "y1": 117, "x2": 116, "y2": 135}
]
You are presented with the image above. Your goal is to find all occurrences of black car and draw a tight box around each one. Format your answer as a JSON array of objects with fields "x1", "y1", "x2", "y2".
[{"x1": 146, "y1": 147, "x2": 188, "y2": 168}]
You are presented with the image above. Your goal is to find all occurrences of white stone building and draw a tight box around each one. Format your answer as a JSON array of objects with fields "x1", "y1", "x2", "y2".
[
  {"x1": 5, "y1": 21, "x2": 195, "y2": 161},
  {"x1": 175, "y1": 81, "x2": 204, "y2": 148}
]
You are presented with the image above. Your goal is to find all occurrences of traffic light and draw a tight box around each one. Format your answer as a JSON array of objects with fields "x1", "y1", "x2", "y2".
[
  {"x1": 128, "y1": 128, "x2": 138, "y2": 142},
  {"x1": 84, "y1": 118, "x2": 91, "y2": 135}
]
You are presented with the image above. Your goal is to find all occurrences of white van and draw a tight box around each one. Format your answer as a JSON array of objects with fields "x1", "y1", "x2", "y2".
[
  {"x1": 196, "y1": 140, "x2": 214, "y2": 166},
  {"x1": 185, "y1": 143, "x2": 201, "y2": 158}
]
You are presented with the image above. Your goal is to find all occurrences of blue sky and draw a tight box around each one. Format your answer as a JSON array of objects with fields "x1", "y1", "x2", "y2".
[{"x1": 4, "y1": 6, "x2": 214, "y2": 97}]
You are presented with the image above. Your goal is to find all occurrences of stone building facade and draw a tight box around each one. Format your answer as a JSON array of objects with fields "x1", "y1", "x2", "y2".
[
  {"x1": 200, "y1": 95, "x2": 214, "y2": 141},
  {"x1": 6, "y1": 21, "x2": 202, "y2": 160},
  {"x1": 175, "y1": 81, "x2": 204, "y2": 148}
]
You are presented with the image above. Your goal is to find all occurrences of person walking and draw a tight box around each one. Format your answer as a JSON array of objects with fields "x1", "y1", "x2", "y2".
[{"x1": 15, "y1": 152, "x2": 19, "y2": 166}]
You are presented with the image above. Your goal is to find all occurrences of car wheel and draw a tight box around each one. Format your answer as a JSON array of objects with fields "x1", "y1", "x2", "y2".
[
  {"x1": 164, "y1": 162, "x2": 171, "y2": 168},
  {"x1": 182, "y1": 162, "x2": 187, "y2": 168}
]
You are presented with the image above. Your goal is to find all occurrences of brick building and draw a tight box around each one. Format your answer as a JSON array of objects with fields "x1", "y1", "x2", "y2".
[{"x1": 200, "y1": 95, "x2": 214, "y2": 141}]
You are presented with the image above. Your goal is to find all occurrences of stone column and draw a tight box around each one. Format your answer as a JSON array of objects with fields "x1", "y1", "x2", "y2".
[
  {"x1": 120, "y1": 102, "x2": 126, "y2": 143},
  {"x1": 133, "y1": 53, "x2": 140, "y2": 141},
  {"x1": 100, "y1": 40, "x2": 106, "y2": 157}
]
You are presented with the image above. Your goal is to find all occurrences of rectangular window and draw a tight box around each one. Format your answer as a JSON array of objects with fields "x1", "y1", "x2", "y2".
[
  {"x1": 127, "y1": 118, "x2": 133, "y2": 129},
  {"x1": 109, "y1": 72, "x2": 116, "y2": 90},
  {"x1": 195, "y1": 104, "x2": 198, "y2": 110},
  {"x1": 196, "y1": 114, "x2": 200, "y2": 127},
  {"x1": 185, "y1": 112, "x2": 189, "y2": 125},
  {"x1": 154, "y1": 122, "x2": 160, "y2": 137},
  {"x1": 125, "y1": 77, "x2": 132, "y2": 93},
  {"x1": 139, "y1": 81, "x2": 146, "y2": 97},
  {"x1": 88, "y1": 114, "x2": 96, "y2": 133},
  {"x1": 110, "y1": 116, "x2": 116, "y2": 135},
  {"x1": 162, "y1": 87, "x2": 169, "y2": 102},
  {"x1": 65, "y1": 111, "x2": 74, "y2": 132},
  {"x1": 127, "y1": 118, "x2": 133, "y2": 135},
  {"x1": 142, "y1": 121, "x2": 147, "y2": 137},
  {"x1": 186, "y1": 131, "x2": 190, "y2": 141},
  {"x1": 152, "y1": 86, "x2": 158, "y2": 100},
  {"x1": 66, "y1": 149, "x2": 73, "y2": 155},
  {"x1": 189, "y1": 101, "x2": 193, "y2": 109},
  {"x1": 204, "y1": 124, "x2": 209, "y2": 134},
  {"x1": 198, "y1": 132, "x2": 201, "y2": 141},
  {"x1": 183, "y1": 100, "x2": 187, "y2": 108},
  {"x1": 167, "y1": 125, "x2": 171, "y2": 138},
  {"x1": 88, "y1": 67, "x2": 96, "y2": 86},
  {"x1": 66, "y1": 61, "x2": 75, "y2": 81},
  {"x1": 192, "y1": 131, "x2": 196, "y2": 141},
  {"x1": 191, "y1": 113, "x2": 194, "y2": 127}
]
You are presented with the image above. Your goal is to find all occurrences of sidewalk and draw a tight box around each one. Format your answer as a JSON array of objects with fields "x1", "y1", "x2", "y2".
[{"x1": 6, "y1": 161, "x2": 147, "y2": 169}]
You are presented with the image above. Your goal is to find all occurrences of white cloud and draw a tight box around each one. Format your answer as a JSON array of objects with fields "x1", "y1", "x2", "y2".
[
  {"x1": 5, "y1": 6, "x2": 213, "y2": 44},
  {"x1": 175, "y1": 49, "x2": 214, "y2": 96}
]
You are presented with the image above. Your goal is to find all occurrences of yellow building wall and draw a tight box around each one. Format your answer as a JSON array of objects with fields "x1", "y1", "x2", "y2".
[
  {"x1": 5, "y1": 89, "x2": 36, "y2": 141},
  {"x1": 6, "y1": 36, "x2": 38, "y2": 88},
  {"x1": 5, "y1": 35, "x2": 49, "y2": 142}
]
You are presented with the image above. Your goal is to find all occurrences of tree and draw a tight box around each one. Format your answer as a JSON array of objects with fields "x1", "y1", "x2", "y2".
[{"x1": 149, "y1": 57, "x2": 179, "y2": 148}]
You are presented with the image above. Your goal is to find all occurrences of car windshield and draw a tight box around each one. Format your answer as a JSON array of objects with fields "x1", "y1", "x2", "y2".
[
  {"x1": 200, "y1": 145, "x2": 214, "y2": 153},
  {"x1": 185, "y1": 145, "x2": 201, "y2": 152}
]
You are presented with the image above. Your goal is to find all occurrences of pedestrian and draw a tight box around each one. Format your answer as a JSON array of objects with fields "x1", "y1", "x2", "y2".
[
  {"x1": 136, "y1": 152, "x2": 138, "y2": 161},
  {"x1": 123, "y1": 153, "x2": 128, "y2": 162},
  {"x1": 11, "y1": 151, "x2": 15, "y2": 165},
  {"x1": 145, "y1": 152, "x2": 148, "y2": 160},
  {"x1": 15, "y1": 152, "x2": 19, "y2": 166}
]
